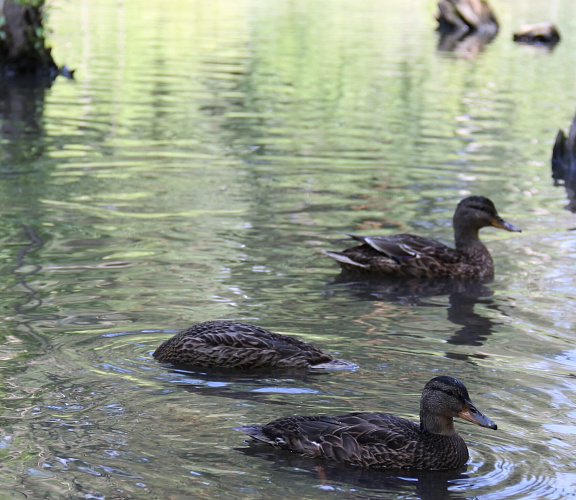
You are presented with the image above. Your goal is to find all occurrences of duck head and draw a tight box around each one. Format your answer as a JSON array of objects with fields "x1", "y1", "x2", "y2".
[
  {"x1": 454, "y1": 196, "x2": 521, "y2": 234},
  {"x1": 419, "y1": 375, "x2": 497, "y2": 435}
]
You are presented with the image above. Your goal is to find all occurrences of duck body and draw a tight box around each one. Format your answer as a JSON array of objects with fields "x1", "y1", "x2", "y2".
[
  {"x1": 242, "y1": 412, "x2": 469, "y2": 469},
  {"x1": 325, "y1": 233, "x2": 492, "y2": 279},
  {"x1": 153, "y1": 320, "x2": 352, "y2": 370},
  {"x1": 238, "y1": 376, "x2": 497, "y2": 470},
  {"x1": 324, "y1": 196, "x2": 521, "y2": 279}
]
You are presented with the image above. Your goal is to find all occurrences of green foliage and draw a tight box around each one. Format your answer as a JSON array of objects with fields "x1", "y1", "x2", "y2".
[{"x1": 10, "y1": 0, "x2": 46, "y2": 8}]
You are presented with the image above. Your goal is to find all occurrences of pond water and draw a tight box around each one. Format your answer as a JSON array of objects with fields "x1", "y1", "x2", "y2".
[{"x1": 1, "y1": 0, "x2": 576, "y2": 498}]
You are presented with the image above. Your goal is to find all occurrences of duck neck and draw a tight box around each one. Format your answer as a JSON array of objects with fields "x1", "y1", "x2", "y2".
[
  {"x1": 420, "y1": 412, "x2": 457, "y2": 436},
  {"x1": 454, "y1": 224, "x2": 486, "y2": 254}
]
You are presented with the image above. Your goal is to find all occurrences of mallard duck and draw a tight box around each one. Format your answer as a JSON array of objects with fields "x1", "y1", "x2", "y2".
[
  {"x1": 153, "y1": 320, "x2": 354, "y2": 370},
  {"x1": 238, "y1": 376, "x2": 496, "y2": 470},
  {"x1": 324, "y1": 196, "x2": 521, "y2": 279}
]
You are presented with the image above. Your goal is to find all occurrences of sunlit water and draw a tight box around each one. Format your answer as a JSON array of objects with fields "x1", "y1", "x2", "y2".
[{"x1": 1, "y1": 0, "x2": 576, "y2": 498}]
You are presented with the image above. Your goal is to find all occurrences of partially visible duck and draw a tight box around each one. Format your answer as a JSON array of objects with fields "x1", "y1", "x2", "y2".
[
  {"x1": 324, "y1": 196, "x2": 520, "y2": 279},
  {"x1": 153, "y1": 320, "x2": 354, "y2": 370},
  {"x1": 237, "y1": 376, "x2": 497, "y2": 470}
]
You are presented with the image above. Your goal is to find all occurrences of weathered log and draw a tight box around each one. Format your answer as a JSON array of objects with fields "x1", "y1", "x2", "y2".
[
  {"x1": 513, "y1": 22, "x2": 560, "y2": 45},
  {"x1": 436, "y1": 0, "x2": 498, "y2": 35}
]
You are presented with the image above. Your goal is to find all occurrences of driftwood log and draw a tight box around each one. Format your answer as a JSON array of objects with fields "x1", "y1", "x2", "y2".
[{"x1": 513, "y1": 22, "x2": 560, "y2": 46}]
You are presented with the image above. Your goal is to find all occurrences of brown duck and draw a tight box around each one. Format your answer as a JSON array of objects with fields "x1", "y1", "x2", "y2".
[
  {"x1": 324, "y1": 196, "x2": 521, "y2": 279},
  {"x1": 153, "y1": 320, "x2": 354, "y2": 370},
  {"x1": 237, "y1": 376, "x2": 497, "y2": 470}
]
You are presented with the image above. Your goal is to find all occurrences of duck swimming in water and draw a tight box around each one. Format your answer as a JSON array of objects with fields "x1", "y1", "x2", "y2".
[
  {"x1": 153, "y1": 320, "x2": 354, "y2": 370},
  {"x1": 324, "y1": 196, "x2": 521, "y2": 279},
  {"x1": 237, "y1": 376, "x2": 497, "y2": 470}
]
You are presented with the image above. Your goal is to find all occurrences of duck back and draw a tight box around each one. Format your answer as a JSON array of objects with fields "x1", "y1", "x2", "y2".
[{"x1": 153, "y1": 320, "x2": 335, "y2": 370}]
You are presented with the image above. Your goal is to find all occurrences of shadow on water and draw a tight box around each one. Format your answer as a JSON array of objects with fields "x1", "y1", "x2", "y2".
[
  {"x1": 5, "y1": 224, "x2": 52, "y2": 352},
  {"x1": 12, "y1": 225, "x2": 44, "y2": 315},
  {"x1": 155, "y1": 364, "x2": 338, "y2": 405},
  {"x1": 326, "y1": 275, "x2": 504, "y2": 355},
  {"x1": 1, "y1": 79, "x2": 60, "y2": 350},
  {"x1": 237, "y1": 441, "x2": 470, "y2": 500},
  {"x1": 0, "y1": 79, "x2": 53, "y2": 167}
]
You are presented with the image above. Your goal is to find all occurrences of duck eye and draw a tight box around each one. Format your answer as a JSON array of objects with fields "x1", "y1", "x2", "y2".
[
  {"x1": 445, "y1": 389, "x2": 454, "y2": 396},
  {"x1": 469, "y1": 204, "x2": 486, "y2": 212}
]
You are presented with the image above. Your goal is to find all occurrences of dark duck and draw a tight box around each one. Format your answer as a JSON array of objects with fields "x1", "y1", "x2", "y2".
[
  {"x1": 237, "y1": 376, "x2": 497, "y2": 470},
  {"x1": 153, "y1": 320, "x2": 354, "y2": 370},
  {"x1": 324, "y1": 196, "x2": 520, "y2": 279}
]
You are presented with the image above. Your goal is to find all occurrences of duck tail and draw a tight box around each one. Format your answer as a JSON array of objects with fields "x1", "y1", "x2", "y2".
[
  {"x1": 322, "y1": 250, "x2": 369, "y2": 268},
  {"x1": 234, "y1": 425, "x2": 271, "y2": 444}
]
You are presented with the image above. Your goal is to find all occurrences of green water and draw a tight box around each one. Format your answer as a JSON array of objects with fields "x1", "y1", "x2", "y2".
[{"x1": 1, "y1": 0, "x2": 576, "y2": 498}]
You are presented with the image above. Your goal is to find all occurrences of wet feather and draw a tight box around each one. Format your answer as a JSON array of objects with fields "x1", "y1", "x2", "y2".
[{"x1": 153, "y1": 320, "x2": 354, "y2": 370}]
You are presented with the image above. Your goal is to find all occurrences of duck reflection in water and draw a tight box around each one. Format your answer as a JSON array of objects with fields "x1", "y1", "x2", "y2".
[
  {"x1": 327, "y1": 275, "x2": 502, "y2": 350},
  {"x1": 552, "y1": 111, "x2": 576, "y2": 213},
  {"x1": 237, "y1": 440, "x2": 469, "y2": 500},
  {"x1": 159, "y1": 366, "x2": 329, "y2": 407}
]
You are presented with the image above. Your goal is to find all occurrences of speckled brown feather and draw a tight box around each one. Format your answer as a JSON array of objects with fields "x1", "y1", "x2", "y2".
[
  {"x1": 238, "y1": 376, "x2": 497, "y2": 470},
  {"x1": 244, "y1": 413, "x2": 469, "y2": 469},
  {"x1": 324, "y1": 196, "x2": 520, "y2": 279},
  {"x1": 153, "y1": 320, "x2": 351, "y2": 370}
]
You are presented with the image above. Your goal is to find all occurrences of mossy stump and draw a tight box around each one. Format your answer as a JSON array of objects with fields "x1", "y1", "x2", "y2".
[
  {"x1": 0, "y1": 0, "x2": 57, "y2": 78},
  {"x1": 436, "y1": 0, "x2": 499, "y2": 35}
]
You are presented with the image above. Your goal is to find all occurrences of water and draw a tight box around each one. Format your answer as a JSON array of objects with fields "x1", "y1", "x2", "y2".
[{"x1": 1, "y1": 0, "x2": 576, "y2": 498}]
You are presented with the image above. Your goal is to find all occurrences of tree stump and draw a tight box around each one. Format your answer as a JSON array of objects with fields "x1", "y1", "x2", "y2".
[
  {"x1": 0, "y1": 0, "x2": 57, "y2": 78},
  {"x1": 436, "y1": 0, "x2": 499, "y2": 35}
]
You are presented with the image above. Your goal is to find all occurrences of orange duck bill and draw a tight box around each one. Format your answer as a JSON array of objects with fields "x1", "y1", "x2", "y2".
[
  {"x1": 491, "y1": 216, "x2": 521, "y2": 232},
  {"x1": 458, "y1": 400, "x2": 498, "y2": 430}
]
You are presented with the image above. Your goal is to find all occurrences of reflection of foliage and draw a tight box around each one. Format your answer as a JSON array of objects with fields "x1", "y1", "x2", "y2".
[{"x1": 10, "y1": 0, "x2": 46, "y2": 6}]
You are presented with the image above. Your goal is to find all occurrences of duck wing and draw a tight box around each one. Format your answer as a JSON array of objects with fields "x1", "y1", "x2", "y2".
[
  {"x1": 325, "y1": 233, "x2": 462, "y2": 277},
  {"x1": 242, "y1": 412, "x2": 430, "y2": 468},
  {"x1": 346, "y1": 234, "x2": 457, "y2": 262}
]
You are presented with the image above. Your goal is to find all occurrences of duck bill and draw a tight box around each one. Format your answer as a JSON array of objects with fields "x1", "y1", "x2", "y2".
[
  {"x1": 458, "y1": 401, "x2": 498, "y2": 430},
  {"x1": 491, "y1": 217, "x2": 521, "y2": 233}
]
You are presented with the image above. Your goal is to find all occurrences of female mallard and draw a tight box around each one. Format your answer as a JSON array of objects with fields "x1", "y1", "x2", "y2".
[
  {"x1": 238, "y1": 376, "x2": 497, "y2": 470},
  {"x1": 324, "y1": 196, "x2": 521, "y2": 279},
  {"x1": 153, "y1": 320, "x2": 354, "y2": 370}
]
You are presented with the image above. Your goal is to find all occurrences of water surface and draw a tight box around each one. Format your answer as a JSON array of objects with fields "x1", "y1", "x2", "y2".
[{"x1": 1, "y1": 0, "x2": 576, "y2": 498}]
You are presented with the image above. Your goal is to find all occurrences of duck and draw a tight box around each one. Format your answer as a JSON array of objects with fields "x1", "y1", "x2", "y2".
[
  {"x1": 323, "y1": 196, "x2": 521, "y2": 279},
  {"x1": 237, "y1": 376, "x2": 497, "y2": 470},
  {"x1": 153, "y1": 320, "x2": 354, "y2": 370}
]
